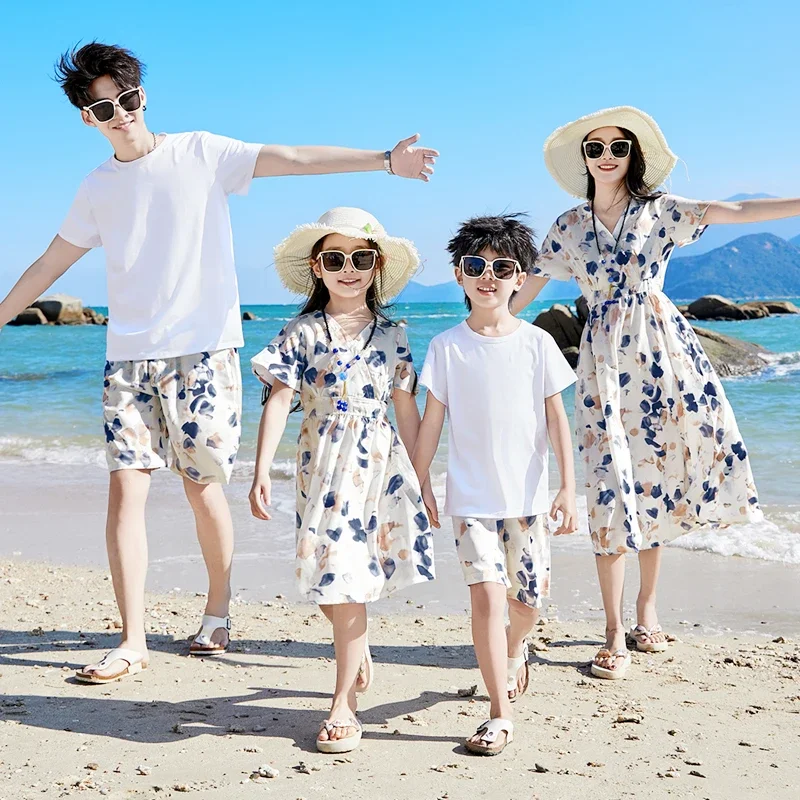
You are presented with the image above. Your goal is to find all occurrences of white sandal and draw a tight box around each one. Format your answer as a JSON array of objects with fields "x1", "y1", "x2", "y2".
[
  {"x1": 630, "y1": 624, "x2": 669, "y2": 653},
  {"x1": 316, "y1": 717, "x2": 362, "y2": 754},
  {"x1": 189, "y1": 614, "x2": 231, "y2": 656},
  {"x1": 75, "y1": 648, "x2": 149, "y2": 684},
  {"x1": 506, "y1": 640, "x2": 530, "y2": 702},
  {"x1": 590, "y1": 648, "x2": 631, "y2": 680},
  {"x1": 465, "y1": 718, "x2": 515, "y2": 756}
]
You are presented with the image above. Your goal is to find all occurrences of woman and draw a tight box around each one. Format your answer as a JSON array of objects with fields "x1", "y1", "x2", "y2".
[{"x1": 512, "y1": 106, "x2": 800, "y2": 678}]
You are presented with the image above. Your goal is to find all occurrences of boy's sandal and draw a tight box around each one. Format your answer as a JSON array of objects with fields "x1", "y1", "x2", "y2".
[
  {"x1": 629, "y1": 624, "x2": 669, "y2": 653},
  {"x1": 75, "y1": 648, "x2": 149, "y2": 684},
  {"x1": 189, "y1": 615, "x2": 231, "y2": 656},
  {"x1": 590, "y1": 648, "x2": 631, "y2": 680},
  {"x1": 506, "y1": 640, "x2": 530, "y2": 702},
  {"x1": 356, "y1": 638, "x2": 374, "y2": 695},
  {"x1": 464, "y1": 718, "x2": 515, "y2": 756},
  {"x1": 316, "y1": 717, "x2": 363, "y2": 754}
]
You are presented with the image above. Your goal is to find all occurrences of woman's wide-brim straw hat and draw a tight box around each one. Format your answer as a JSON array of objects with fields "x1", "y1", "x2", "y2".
[
  {"x1": 543, "y1": 106, "x2": 678, "y2": 199},
  {"x1": 273, "y1": 207, "x2": 420, "y2": 299}
]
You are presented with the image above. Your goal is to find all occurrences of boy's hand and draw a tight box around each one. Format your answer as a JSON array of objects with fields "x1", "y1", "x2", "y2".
[
  {"x1": 249, "y1": 474, "x2": 272, "y2": 520},
  {"x1": 422, "y1": 481, "x2": 440, "y2": 529},
  {"x1": 390, "y1": 134, "x2": 439, "y2": 182},
  {"x1": 550, "y1": 488, "x2": 578, "y2": 535}
]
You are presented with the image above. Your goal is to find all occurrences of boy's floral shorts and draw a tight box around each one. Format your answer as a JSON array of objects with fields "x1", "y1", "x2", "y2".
[
  {"x1": 102, "y1": 349, "x2": 241, "y2": 484},
  {"x1": 452, "y1": 515, "x2": 551, "y2": 608}
]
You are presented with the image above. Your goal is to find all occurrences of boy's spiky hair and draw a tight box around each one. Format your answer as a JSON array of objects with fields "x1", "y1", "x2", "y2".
[
  {"x1": 55, "y1": 42, "x2": 145, "y2": 109},
  {"x1": 447, "y1": 213, "x2": 538, "y2": 273}
]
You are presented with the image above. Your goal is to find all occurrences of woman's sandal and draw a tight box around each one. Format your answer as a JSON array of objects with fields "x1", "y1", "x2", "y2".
[
  {"x1": 506, "y1": 640, "x2": 530, "y2": 703},
  {"x1": 464, "y1": 718, "x2": 515, "y2": 756},
  {"x1": 629, "y1": 623, "x2": 669, "y2": 653},
  {"x1": 189, "y1": 614, "x2": 231, "y2": 656},
  {"x1": 75, "y1": 648, "x2": 149, "y2": 684},
  {"x1": 590, "y1": 648, "x2": 632, "y2": 680},
  {"x1": 356, "y1": 638, "x2": 374, "y2": 694},
  {"x1": 316, "y1": 717, "x2": 363, "y2": 754}
]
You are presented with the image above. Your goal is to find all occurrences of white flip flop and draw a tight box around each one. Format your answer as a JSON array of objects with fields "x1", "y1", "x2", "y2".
[
  {"x1": 630, "y1": 624, "x2": 669, "y2": 653},
  {"x1": 465, "y1": 718, "x2": 515, "y2": 756},
  {"x1": 75, "y1": 648, "x2": 149, "y2": 684},
  {"x1": 590, "y1": 648, "x2": 632, "y2": 680},
  {"x1": 189, "y1": 614, "x2": 231, "y2": 656},
  {"x1": 506, "y1": 640, "x2": 530, "y2": 702},
  {"x1": 316, "y1": 717, "x2": 363, "y2": 754}
]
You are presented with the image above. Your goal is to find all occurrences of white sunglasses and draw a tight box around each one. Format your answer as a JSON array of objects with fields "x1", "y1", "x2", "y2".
[
  {"x1": 82, "y1": 87, "x2": 143, "y2": 124},
  {"x1": 582, "y1": 139, "x2": 632, "y2": 160}
]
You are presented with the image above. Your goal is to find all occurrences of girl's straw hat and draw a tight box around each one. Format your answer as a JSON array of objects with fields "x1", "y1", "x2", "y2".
[
  {"x1": 543, "y1": 106, "x2": 678, "y2": 199},
  {"x1": 273, "y1": 207, "x2": 420, "y2": 299}
]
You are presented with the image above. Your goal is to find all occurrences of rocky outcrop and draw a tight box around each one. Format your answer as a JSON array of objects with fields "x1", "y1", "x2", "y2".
[
  {"x1": 692, "y1": 327, "x2": 770, "y2": 377},
  {"x1": 688, "y1": 295, "x2": 767, "y2": 320},
  {"x1": 762, "y1": 300, "x2": 800, "y2": 314},
  {"x1": 532, "y1": 304, "x2": 584, "y2": 352},
  {"x1": 31, "y1": 294, "x2": 85, "y2": 324},
  {"x1": 242, "y1": 311, "x2": 256, "y2": 321},
  {"x1": 8, "y1": 308, "x2": 48, "y2": 326}
]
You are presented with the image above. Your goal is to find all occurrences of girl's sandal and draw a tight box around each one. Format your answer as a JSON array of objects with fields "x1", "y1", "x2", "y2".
[
  {"x1": 629, "y1": 624, "x2": 669, "y2": 653},
  {"x1": 316, "y1": 717, "x2": 363, "y2": 754},
  {"x1": 464, "y1": 718, "x2": 515, "y2": 756},
  {"x1": 355, "y1": 638, "x2": 374, "y2": 694},
  {"x1": 75, "y1": 648, "x2": 149, "y2": 684},
  {"x1": 506, "y1": 640, "x2": 530, "y2": 703},
  {"x1": 189, "y1": 615, "x2": 231, "y2": 656},
  {"x1": 590, "y1": 648, "x2": 631, "y2": 680}
]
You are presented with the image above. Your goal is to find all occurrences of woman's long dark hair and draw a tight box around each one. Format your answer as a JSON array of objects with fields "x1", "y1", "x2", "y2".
[
  {"x1": 298, "y1": 236, "x2": 394, "y2": 323},
  {"x1": 584, "y1": 127, "x2": 662, "y2": 204}
]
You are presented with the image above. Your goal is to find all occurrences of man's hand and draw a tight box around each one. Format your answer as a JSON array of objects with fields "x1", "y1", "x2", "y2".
[
  {"x1": 550, "y1": 488, "x2": 578, "y2": 535},
  {"x1": 390, "y1": 134, "x2": 439, "y2": 182}
]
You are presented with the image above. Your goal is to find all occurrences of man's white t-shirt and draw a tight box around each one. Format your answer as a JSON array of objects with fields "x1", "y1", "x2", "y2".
[
  {"x1": 420, "y1": 320, "x2": 576, "y2": 519},
  {"x1": 59, "y1": 131, "x2": 262, "y2": 361}
]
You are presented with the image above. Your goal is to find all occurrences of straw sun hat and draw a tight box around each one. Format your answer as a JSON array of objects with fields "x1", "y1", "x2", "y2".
[
  {"x1": 543, "y1": 106, "x2": 678, "y2": 199},
  {"x1": 273, "y1": 207, "x2": 420, "y2": 299}
]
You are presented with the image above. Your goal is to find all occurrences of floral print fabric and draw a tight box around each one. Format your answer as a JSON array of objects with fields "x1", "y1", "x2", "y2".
[
  {"x1": 103, "y1": 348, "x2": 242, "y2": 483},
  {"x1": 534, "y1": 194, "x2": 762, "y2": 554},
  {"x1": 251, "y1": 312, "x2": 434, "y2": 603}
]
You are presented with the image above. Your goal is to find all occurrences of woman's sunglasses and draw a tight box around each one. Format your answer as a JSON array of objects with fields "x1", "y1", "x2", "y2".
[
  {"x1": 317, "y1": 249, "x2": 378, "y2": 273},
  {"x1": 459, "y1": 255, "x2": 521, "y2": 280},
  {"x1": 582, "y1": 139, "x2": 632, "y2": 160},
  {"x1": 82, "y1": 87, "x2": 143, "y2": 124}
]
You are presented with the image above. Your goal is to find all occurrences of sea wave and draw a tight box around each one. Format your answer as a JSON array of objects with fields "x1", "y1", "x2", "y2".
[
  {"x1": 0, "y1": 436, "x2": 106, "y2": 467},
  {"x1": 761, "y1": 350, "x2": 800, "y2": 378}
]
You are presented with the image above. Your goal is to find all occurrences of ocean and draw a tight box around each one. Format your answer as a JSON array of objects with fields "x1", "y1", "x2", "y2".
[{"x1": 2, "y1": 299, "x2": 799, "y2": 568}]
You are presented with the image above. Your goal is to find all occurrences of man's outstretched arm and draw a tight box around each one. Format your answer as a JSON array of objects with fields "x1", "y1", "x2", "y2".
[{"x1": 254, "y1": 133, "x2": 438, "y2": 181}]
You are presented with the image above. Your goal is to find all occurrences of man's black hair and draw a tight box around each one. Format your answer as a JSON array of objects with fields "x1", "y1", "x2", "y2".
[
  {"x1": 446, "y1": 213, "x2": 538, "y2": 310},
  {"x1": 55, "y1": 42, "x2": 145, "y2": 109}
]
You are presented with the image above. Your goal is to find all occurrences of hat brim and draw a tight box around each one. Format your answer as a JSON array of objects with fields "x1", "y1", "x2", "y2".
[
  {"x1": 273, "y1": 223, "x2": 420, "y2": 299},
  {"x1": 543, "y1": 106, "x2": 678, "y2": 199}
]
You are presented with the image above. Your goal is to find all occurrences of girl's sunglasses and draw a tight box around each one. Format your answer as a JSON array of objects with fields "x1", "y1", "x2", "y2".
[
  {"x1": 459, "y1": 255, "x2": 521, "y2": 280},
  {"x1": 82, "y1": 87, "x2": 143, "y2": 123},
  {"x1": 318, "y1": 249, "x2": 378, "y2": 273},
  {"x1": 582, "y1": 139, "x2": 631, "y2": 160}
]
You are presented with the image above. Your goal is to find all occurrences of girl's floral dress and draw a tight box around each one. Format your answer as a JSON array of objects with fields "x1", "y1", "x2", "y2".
[
  {"x1": 534, "y1": 194, "x2": 762, "y2": 555},
  {"x1": 252, "y1": 311, "x2": 434, "y2": 603}
]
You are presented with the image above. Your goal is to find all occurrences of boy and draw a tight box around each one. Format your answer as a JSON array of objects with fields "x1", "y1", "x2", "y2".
[
  {"x1": 0, "y1": 42, "x2": 438, "y2": 684},
  {"x1": 412, "y1": 214, "x2": 577, "y2": 755}
]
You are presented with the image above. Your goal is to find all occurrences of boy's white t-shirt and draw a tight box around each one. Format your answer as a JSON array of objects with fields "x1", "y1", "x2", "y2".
[
  {"x1": 59, "y1": 131, "x2": 262, "y2": 361},
  {"x1": 420, "y1": 320, "x2": 576, "y2": 519}
]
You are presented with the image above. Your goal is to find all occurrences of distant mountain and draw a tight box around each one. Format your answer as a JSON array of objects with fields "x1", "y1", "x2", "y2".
[
  {"x1": 791, "y1": 234, "x2": 800, "y2": 247},
  {"x1": 665, "y1": 233, "x2": 800, "y2": 300},
  {"x1": 396, "y1": 276, "x2": 576, "y2": 304}
]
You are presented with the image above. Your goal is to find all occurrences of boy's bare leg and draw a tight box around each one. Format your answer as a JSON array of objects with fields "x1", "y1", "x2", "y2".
[
  {"x1": 468, "y1": 582, "x2": 513, "y2": 745},
  {"x1": 83, "y1": 469, "x2": 152, "y2": 678},
  {"x1": 507, "y1": 597, "x2": 538, "y2": 697},
  {"x1": 183, "y1": 479, "x2": 234, "y2": 648}
]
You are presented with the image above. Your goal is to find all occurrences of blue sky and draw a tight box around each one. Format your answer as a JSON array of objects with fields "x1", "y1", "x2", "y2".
[{"x1": 2, "y1": 0, "x2": 799, "y2": 304}]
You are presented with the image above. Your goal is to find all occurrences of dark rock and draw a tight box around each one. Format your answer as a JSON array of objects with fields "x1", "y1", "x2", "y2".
[
  {"x1": 688, "y1": 295, "x2": 750, "y2": 320},
  {"x1": 763, "y1": 300, "x2": 799, "y2": 314},
  {"x1": 32, "y1": 294, "x2": 84, "y2": 324},
  {"x1": 562, "y1": 347, "x2": 580, "y2": 368},
  {"x1": 9, "y1": 307, "x2": 48, "y2": 326},
  {"x1": 242, "y1": 311, "x2": 256, "y2": 321},
  {"x1": 533, "y1": 304, "x2": 583, "y2": 351},
  {"x1": 692, "y1": 326, "x2": 769, "y2": 377},
  {"x1": 738, "y1": 302, "x2": 770, "y2": 319},
  {"x1": 82, "y1": 308, "x2": 107, "y2": 325},
  {"x1": 575, "y1": 296, "x2": 589, "y2": 325}
]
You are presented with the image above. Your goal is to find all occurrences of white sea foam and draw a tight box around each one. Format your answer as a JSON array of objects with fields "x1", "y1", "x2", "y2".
[
  {"x1": 762, "y1": 350, "x2": 800, "y2": 378},
  {"x1": 0, "y1": 436, "x2": 106, "y2": 468}
]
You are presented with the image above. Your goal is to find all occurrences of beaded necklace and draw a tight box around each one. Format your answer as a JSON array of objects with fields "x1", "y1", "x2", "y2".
[{"x1": 322, "y1": 312, "x2": 379, "y2": 412}]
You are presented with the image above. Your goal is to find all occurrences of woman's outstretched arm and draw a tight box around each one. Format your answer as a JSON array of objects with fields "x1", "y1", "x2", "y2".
[{"x1": 703, "y1": 197, "x2": 800, "y2": 225}]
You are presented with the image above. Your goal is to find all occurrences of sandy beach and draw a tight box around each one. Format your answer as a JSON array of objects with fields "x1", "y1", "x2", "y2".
[{"x1": 1, "y1": 557, "x2": 799, "y2": 800}]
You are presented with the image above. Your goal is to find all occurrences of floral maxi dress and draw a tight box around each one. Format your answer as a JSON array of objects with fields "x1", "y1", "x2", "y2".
[
  {"x1": 252, "y1": 311, "x2": 435, "y2": 603},
  {"x1": 533, "y1": 194, "x2": 762, "y2": 555}
]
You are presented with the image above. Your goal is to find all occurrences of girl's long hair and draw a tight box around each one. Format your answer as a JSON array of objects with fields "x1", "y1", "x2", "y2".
[{"x1": 584, "y1": 127, "x2": 662, "y2": 204}]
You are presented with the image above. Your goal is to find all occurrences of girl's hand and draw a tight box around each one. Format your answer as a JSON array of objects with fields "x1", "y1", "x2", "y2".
[
  {"x1": 249, "y1": 474, "x2": 272, "y2": 520},
  {"x1": 550, "y1": 489, "x2": 578, "y2": 535},
  {"x1": 422, "y1": 481, "x2": 440, "y2": 529},
  {"x1": 390, "y1": 134, "x2": 439, "y2": 182}
]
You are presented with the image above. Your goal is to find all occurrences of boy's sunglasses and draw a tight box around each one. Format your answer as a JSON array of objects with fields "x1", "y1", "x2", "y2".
[
  {"x1": 318, "y1": 249, "x2": 378, "y2": 273},
  {"x1": 82, "y1": 87, "x2": 143, "y2": 123},
  {"x1": 582, "y1": 139, "x2": 632, "y2": 160},
  {"x1": 459, "y1": 255, "x2": 521, "y2": 280}
]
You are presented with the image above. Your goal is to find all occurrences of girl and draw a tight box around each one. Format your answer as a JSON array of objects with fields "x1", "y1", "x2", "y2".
[
  {"x1": 249, "y1": 207, "x2": 435, "y2": 751},
  {"x1": 512, "y1": 106, "x2": 800, "y2": 679}
]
